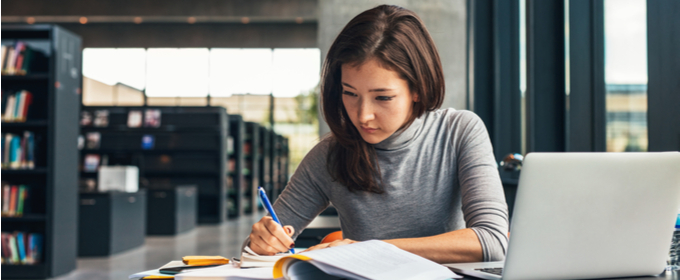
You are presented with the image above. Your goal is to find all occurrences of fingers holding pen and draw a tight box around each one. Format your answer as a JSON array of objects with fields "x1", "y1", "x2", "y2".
[
  {"x1": 250, "y1": 217, "x2": 292, "y2": 255},
  {"x1": 263, "y1": 217, "x2": 295, "y2": 249}
]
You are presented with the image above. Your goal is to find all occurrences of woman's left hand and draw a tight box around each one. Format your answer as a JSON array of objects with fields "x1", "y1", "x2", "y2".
[{"x1": 302, "y1": 239, "x2": 358, "y2": 252}]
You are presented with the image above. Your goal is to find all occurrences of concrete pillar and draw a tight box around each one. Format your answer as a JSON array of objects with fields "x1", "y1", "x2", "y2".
[{"x1": 317, "y1": 0, "x2": 468, "y2": 137}]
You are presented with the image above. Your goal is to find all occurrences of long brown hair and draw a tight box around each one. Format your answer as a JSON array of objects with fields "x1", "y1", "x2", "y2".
[{"x1": 321, "y1": 5, "x2": 445, "y2": 193}]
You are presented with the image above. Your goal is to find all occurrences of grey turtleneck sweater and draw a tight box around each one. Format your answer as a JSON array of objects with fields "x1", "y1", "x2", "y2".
[{"x1": 273, "y1": 108, "x2": 509, "y2": 262}]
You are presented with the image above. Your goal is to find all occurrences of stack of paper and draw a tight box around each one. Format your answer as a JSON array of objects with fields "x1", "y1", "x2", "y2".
[
  {"x1": 239, "y1": 246, "x2": 292, "y2": 268},
  {"x1": 174, "y1": 265, "x2": 273, "y2": 280},
  {"x1": 130, "y1": 241, "x2": 461, "y2": 280}
]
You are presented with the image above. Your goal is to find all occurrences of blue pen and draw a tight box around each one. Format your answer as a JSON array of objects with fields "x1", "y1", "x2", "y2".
[{"x1": 258, "y1": 187, "x2": 295, "y2": 254}]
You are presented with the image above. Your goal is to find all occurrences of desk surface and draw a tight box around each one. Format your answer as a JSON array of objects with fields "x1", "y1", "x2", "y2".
[{"x1": 455, "y1": 269, "x2": 678, "y2": 280}]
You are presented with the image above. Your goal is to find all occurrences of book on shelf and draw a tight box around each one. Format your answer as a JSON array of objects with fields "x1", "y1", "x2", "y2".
[
  {"x1": 83, "y1": 154, "x2": 101, "y2": 172},
  {"x1": 1, "y1": 41, "x2": 47, "y2": 76},
  {"x1": 93, "y1": 110, "x2": 109, "y2": 127},
  {"x1": 77, "y1": 135, "x2": 84, "y2": 150},
  {"x1": 142, "y1": 134, "x2": 155, "y2": 150},
  {"x1": 1, "y1": 131, "x2": 36, "y2": 170},
  {"x1": 80, "y1": 111, "x2": 93, "y2": 126},
  {"x1": 1, "y1": 232, "x2": 43, "y2": 265},
  {"x1": 128, "y1": 110, "x2": 143, "y2": 128},
  {"x1": 85, "y1": 132, "x2": 101, "y2": 149},
  {"x1": 1, "y1": 90, "x2": 33, "y2": 122},
  {"x1": 244, "y1": 142, "x2": 252, "y2": 156},
  {"x1": 227, "y1": 137, "x2": 234, "y2": 155},
  {"x1": 1, "y1": 183, "x2": 31, "y2": 217},
  {"x1": 144, "y1": 109, "x2": 162, "y2": 128}
]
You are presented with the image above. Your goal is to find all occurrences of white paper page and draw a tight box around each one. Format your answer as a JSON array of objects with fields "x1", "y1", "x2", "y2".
[
  {"x1": 174, "y1": 265, "x2": 274, "y2": 280},
  {"x1": 299, "y1": 240, "x2": 461, "y2": 280},
  {"x1": 128, "y1": 269, "x2": 164, "y2": 279},
  {"x1": 241, "y1": 246, "x2": 293, "y2": 267},
  {"x1": 129, "y1": 260, "x2": 182, "y2": 279}
]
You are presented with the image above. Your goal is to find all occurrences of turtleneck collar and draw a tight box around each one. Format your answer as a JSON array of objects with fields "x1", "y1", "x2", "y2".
[{"x1": 373, "y1": 113, "x2": 425, "y2": 151}]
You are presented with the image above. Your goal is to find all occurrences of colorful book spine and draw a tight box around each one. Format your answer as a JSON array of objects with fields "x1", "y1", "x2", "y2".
[
  {"x1": 3, "y1": 45, "x2": 16, "y2": 75},
  {"x1": 8, "y1": 186, "x2": 18, "y2": 216},
  {"x1": 26, "y1": 132, "x2": 35, "y2": 169},
  {"x1": 1, "y1": 46, "x2": 8, "y2": 71},
  {"x1": 3, "y1": 134, "x2": 12, "y2": 168},
  {"x1": 8, "y1": 234, "x2": 19, "y2": 264},
  {"x1": 2, "y1": 132, "x2": 37, "y2": 170},
  {"x1": 2, "y1": 184, "x2": 10, "y2": 215},
  {"x1": 16, "y1": 185, "x2": 27, "y2": 216},
  {"x1": 0, "y1": 232, "x2": 42, "y2": 264},
  {"x1": 16, "y1": 232, "x2": 26, "y2": 264},
  {"x1": 1, "y1": 90, "x2": 32, "y2": 122},
  {"x1": 1, "y1": 233, "x2": 10, "y2": 264},
  {"x1": 2, "y1": 42, "x2": 44, "y2": 76},
  {"x1": 3, "y1": 94, "x2": 15, "y2": 121},
  {"x1": 9, "y1": 135, "x2": 21, "y2": 169},
  {"x1": 29, "y1": 233, "x2": 43, "y2": 264},
  {"x1": 1, "y1": 184, "x2": 29, "y2": 217}
]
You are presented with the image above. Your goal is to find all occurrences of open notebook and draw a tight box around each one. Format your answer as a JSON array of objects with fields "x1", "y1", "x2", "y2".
[
  {"x1": 173, "y1": 240, "x2": 460, "y2": 280},
  {"x1": 239, "y1": 246, "x2": 292, "y2": 268}
]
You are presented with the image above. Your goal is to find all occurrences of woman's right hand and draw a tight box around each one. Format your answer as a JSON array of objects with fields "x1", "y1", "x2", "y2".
[{"x1": 249, "y1": 216, "x2": 295, "y2": 255}]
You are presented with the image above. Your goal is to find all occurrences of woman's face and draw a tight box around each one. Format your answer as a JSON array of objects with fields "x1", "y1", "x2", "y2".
[{"x1": 341, "y1": 58, "x2": 417, "y2": 144}]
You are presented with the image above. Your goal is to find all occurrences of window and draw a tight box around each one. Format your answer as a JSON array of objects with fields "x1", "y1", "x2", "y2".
[{"x1": 604, "y1": 0, "x2": 648, "y2": 152}]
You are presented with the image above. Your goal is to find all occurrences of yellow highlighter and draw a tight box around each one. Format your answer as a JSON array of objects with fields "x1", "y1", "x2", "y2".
[
  {"x1": 141, "y1": 276, "x2": 174, "y2": 279},
  {"x1": 182, "y1": 256, "x2": 230, "y2": 266}
]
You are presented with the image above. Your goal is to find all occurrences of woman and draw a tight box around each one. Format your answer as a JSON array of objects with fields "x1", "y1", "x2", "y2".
[{"x1": 247, "y1": 5, "x2": 508, "y2": 263}]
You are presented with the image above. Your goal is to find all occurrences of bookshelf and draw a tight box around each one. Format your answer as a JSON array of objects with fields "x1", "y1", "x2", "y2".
[
  {"x1": 243, "y1": 122, "x2": 260, "y2": 214},
  {"x1": 271, "y1": 134, "x2": 290, "y2": 200},
  {"x1": 258, "y1": 125, "x2": 272, "y2": 210},
  {"x1": 79, "y1": 106, "x2": 228, "y2": 224},
  {"x1": 1, "y1": 24, "x2": 81, "y2": 279},
  {"x1": 281, "y1": 137, "x2": 290, "y2": 196},
  {"x1": 227, "y1": 115, "x2": 244, "y2": 218}
]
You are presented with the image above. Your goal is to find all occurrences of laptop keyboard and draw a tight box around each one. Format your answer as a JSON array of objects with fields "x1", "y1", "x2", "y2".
[{"x1": 475, "y1": 267, "x2": 503, "y2": 276}]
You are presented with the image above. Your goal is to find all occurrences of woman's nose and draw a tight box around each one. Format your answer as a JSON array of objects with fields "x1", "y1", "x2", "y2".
[{"x1": 357, "y1": 99, "x2": 375, "y2": 124}]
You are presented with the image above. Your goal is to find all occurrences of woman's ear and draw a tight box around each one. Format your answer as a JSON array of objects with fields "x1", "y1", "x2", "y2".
[{"x1": 412, "y1": 92, "x2": 420, "y2": 102}]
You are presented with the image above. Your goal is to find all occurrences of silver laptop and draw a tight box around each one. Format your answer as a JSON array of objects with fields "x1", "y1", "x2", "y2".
[{"x1": 446, "y1": 152, "x2": 680, "y2": 280}]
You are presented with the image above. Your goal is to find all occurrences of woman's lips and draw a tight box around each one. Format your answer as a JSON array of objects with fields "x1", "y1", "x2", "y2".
[{"x1": 361, "y1": 126, "x2": 378, "y2": 133}]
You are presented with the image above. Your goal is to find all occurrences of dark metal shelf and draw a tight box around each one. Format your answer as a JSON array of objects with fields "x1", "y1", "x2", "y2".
[
  {"x1": 1, "y1": 168, "x2": 47, "y2": 175},
  {"x1": 1, "y1": 73, "x2": 50, "y2": 81},
  {"x1": 1, "y1": 120, "x2": 49, "y2": 127},
  {"x1": 2, "y1": 214, "x2": 47, "y2": 222},
  {"x1": 1, "y1": 264, "x2": 47, "y2": 279}
]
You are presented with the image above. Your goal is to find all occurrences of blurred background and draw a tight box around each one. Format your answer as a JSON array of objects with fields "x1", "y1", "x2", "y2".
[{"x1": 1, "y1": 0, "x2": 678, "y2": 279}]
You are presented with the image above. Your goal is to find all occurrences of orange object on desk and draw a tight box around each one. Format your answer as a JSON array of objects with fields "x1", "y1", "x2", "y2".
[
  {"x1": 182, "y1": 256, "x2": 229, "y2": 266},
  {"x1": 320, "y1": 231, "x2": 343, "y2": 244}
]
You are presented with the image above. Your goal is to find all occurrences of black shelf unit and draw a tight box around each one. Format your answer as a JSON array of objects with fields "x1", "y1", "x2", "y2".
[
  {"x1": 258, "y1": 125, "x2": 272, "y2": 210},
  {"x1": 243, "y1": 122, "x2": 261, "y2": 214},
  {"x1": 271, "y1": 134, "x2": 290, "y2": 200},
  {"x1": 78, "y1": 190, "x2": 146, "y2": 256},
  {"x1": 78, "y1": 106, "x2": 228, "y2": 224},
  {"x1": 227, "y1": 115, "x2": 244, "y2": 218},
  {"x1": 281, "y1": 137, "x2": 290, "y2": 195},
  {"x1": 267, "y1": 130, "x2": 277, "y2": 201},
  {"x1": 1, "y1": 24, "x2": 81, "y2": 279}
]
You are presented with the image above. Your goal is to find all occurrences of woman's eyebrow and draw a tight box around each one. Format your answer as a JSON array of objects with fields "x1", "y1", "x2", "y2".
[
  {"x1": 368, "y1": 88, "x2": 394, "y2": 92},
  {"x1": 341, "y1": 82, "x2": 356, "y2": 89},
  {"x1": 342, "y1": 82, "x2": 395, "y2": 92}
]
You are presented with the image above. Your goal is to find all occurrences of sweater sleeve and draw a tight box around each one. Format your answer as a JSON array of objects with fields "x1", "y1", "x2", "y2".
[
  {"x1": 270, "y1": 139, "x2": 331, "y2": 240},
  {"x1": 453, "y1": 111, "x2": 509, "y2": 262}
]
